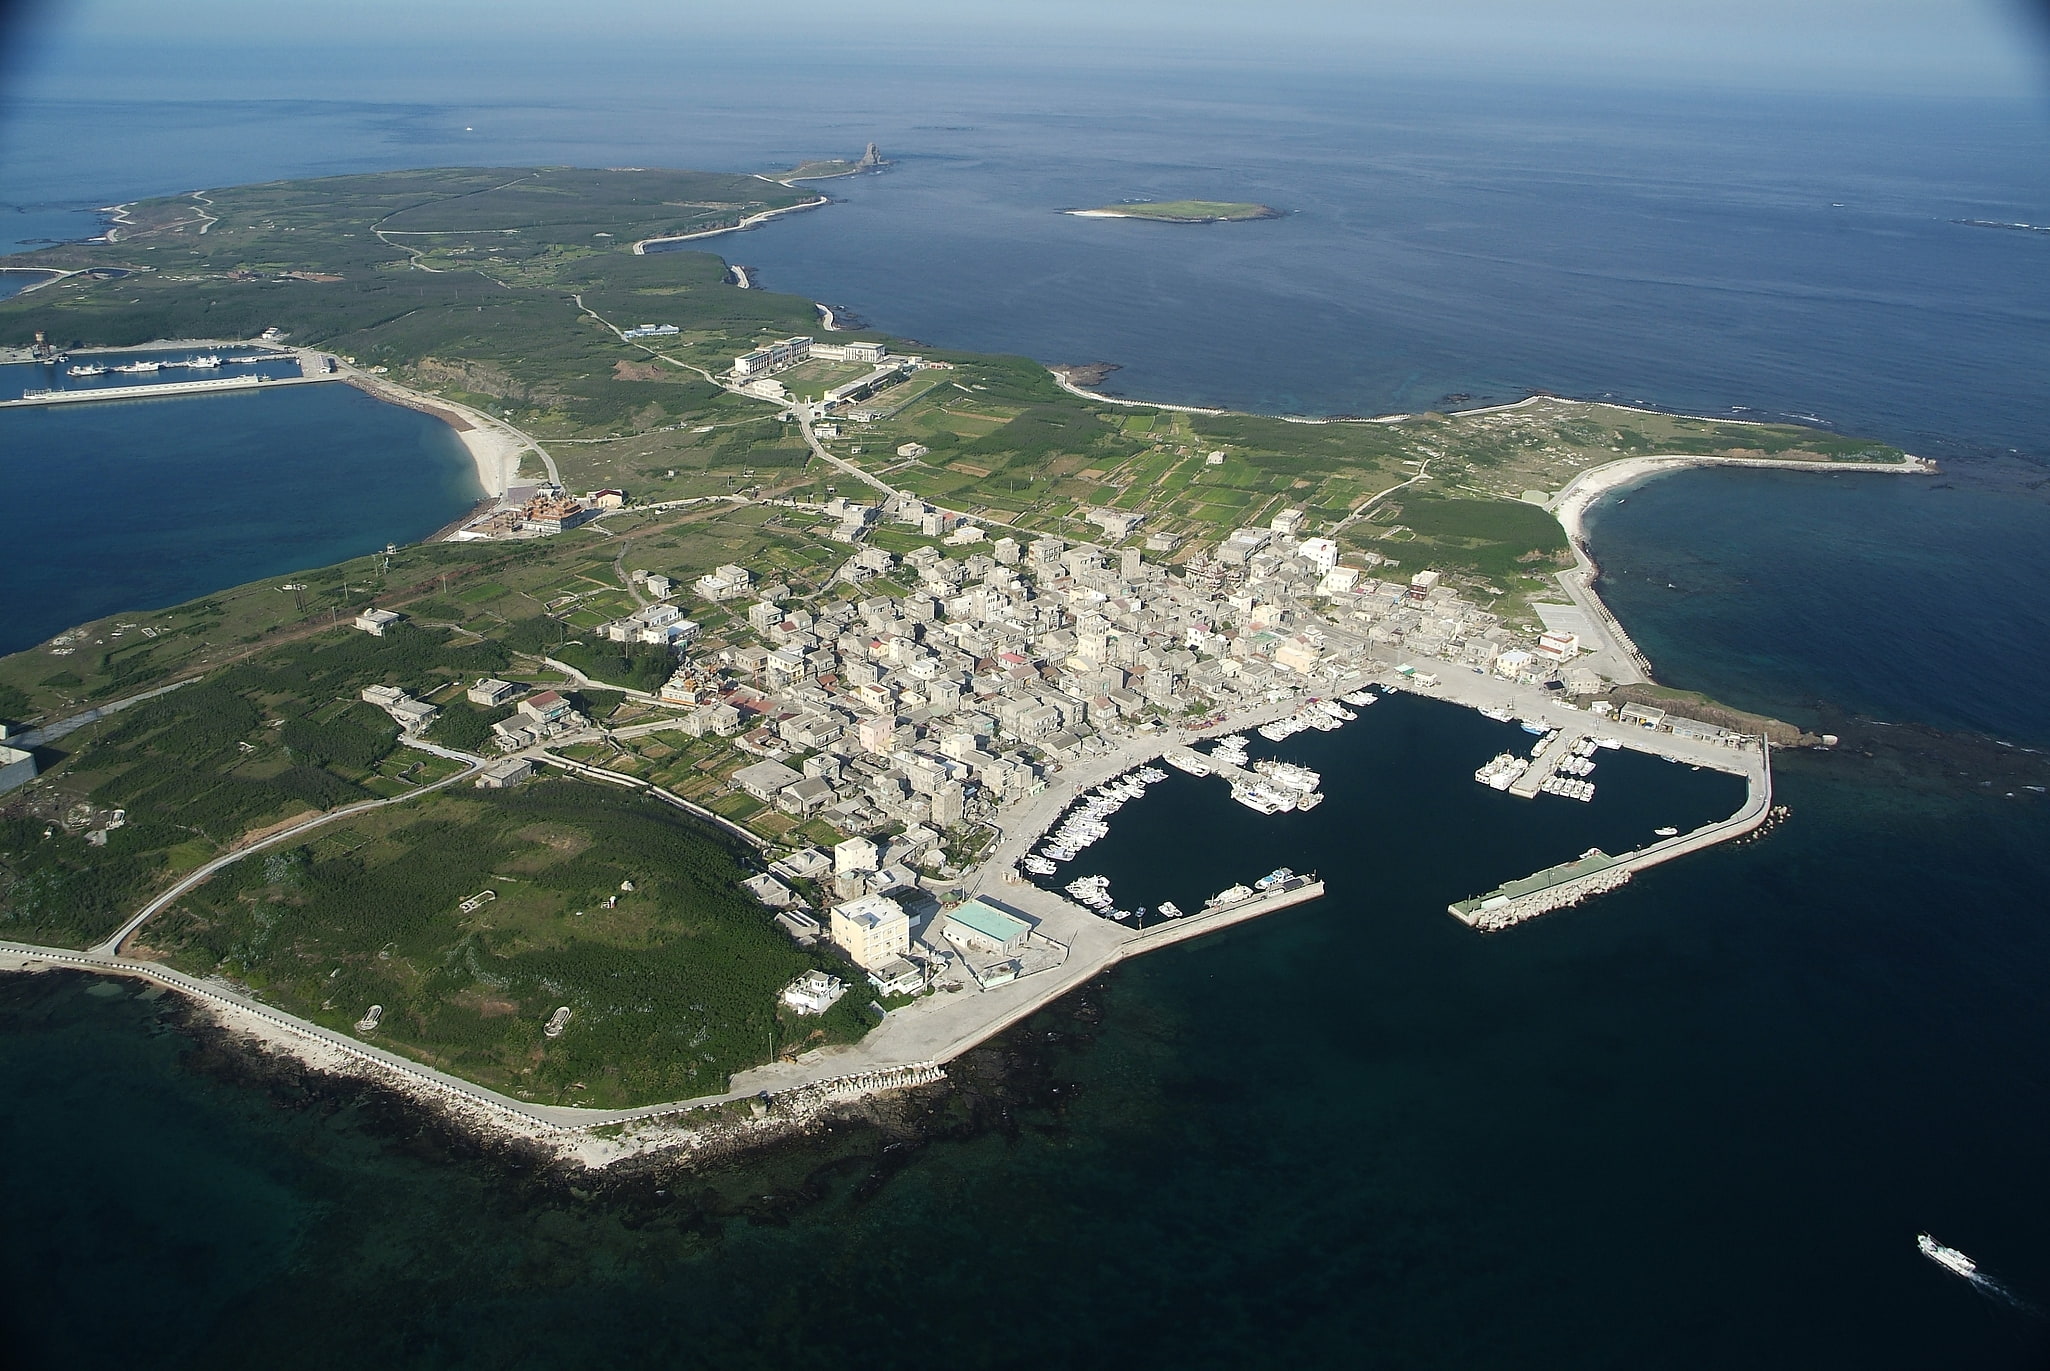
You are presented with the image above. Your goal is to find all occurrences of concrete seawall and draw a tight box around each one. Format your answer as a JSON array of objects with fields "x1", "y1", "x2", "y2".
[
  {"x1": 0, "y1": 373, "x2": 342, "y2": 407},
  {"x1": 1451, "y1": 741, "x2": 1774, "y2": 931}
]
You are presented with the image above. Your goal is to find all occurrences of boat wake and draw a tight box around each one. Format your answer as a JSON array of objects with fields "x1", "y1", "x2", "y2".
[{"x1": 1918, "y1": 1234, "x2": 2040, "y2": 1314}]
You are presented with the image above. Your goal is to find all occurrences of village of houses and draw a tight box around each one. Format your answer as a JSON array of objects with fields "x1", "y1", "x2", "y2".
[{"x1": 348, "y1": 342, "x2": 1644, "y2": 1028}]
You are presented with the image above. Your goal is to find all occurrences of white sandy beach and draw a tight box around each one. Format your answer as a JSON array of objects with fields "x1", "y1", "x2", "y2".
[{"x1": 1548, "y1": 450, "x2": 1936, "y2": 547}]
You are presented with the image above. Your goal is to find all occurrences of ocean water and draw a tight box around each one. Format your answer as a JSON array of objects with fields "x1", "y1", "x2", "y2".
[
  {"x1": 3, "y1": 51, "x2": 2050, "y2": 1371},
  {"x1": 0, "y1": 376, "x2": 480, "y2": 656},
  {"x1": 1035, "y1": 691, "x2": 1748, "y2": 921},
  {"x1": 1587, "y1": 463, "x2": 2050, "y2": 748}
]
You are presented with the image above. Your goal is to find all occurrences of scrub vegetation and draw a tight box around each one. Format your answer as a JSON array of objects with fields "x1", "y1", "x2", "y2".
[
  {"x1": 145, "y1": 779, "x2": 871, "y2": 1109},
  {"x1": 0, "y1": 165, "x2": 1911, "y2": 1102}
]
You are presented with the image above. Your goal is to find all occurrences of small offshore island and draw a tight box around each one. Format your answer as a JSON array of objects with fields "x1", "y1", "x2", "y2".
[
  {"x1": 1068, "y1": 200, "x2": 1282, "y2": 223},
  {"x1": 0, "y1": 163, "x2": 1926, "y2": 1168}
]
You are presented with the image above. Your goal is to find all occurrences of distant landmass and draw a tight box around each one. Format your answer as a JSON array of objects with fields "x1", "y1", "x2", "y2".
[{"x1": 1067, "y1": 200, "x2": 1282, "y2": 223}]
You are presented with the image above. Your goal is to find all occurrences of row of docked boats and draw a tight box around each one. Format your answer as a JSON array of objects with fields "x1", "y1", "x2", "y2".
[
  {"x1": 1062, "y1": 868, "x2": 1307, "y2": 925},
  {"x1": 1256, "y1": 695, "x2": 1368, "y2": 743},
  {"x1": 1021, "y1": 764, "x2": 1170, "y2": 875},
  {"x1": 65, "y1": 353, "x2": 265, "y2": 378},
  {"x1": 1059, "y1": 874, "x2": 1160, "y2": 923},
  {"x1": 1231, "y1": 759, "x2": 1324, "y2": 814}
]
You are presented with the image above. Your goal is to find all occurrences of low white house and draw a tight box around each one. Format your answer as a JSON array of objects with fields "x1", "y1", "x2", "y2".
[
  {"x1": 780, "y1": 969, "x2": 847, "y2": 1016},
  {"x1": 468, "y1": 678, "x2": 520, "y2": 707},
  {"x1": 354, "y1": 608, "x2": 401, "y2": 636}
]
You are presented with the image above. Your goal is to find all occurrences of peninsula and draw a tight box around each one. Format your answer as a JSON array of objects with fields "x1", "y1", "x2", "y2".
[
  {"x1": 1068, "y1": 200, "x2": 1281, "y2": 223},
  {"x1": 0, "y1": 164, "x2": 1926, "y2": 1164}
]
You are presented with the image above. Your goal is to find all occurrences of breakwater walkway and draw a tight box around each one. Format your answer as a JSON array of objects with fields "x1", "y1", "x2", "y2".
[
  {"x1": 0, "y1": 372, "x2": 344, "y2": 408},
  {"x1": 1450, "y1": 740, "x2": 1774, "y2": 931}
]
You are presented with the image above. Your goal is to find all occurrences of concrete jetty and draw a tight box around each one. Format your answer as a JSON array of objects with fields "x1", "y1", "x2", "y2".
[
  {"x1": 1508, "y1": 728, "x2": 1586, "y2": 798},
  {"x1": 0, "y1": 372, "x2": 344, "y2": 408},
  {"x1": 1450, "y1": 740, "x2": 1774, "y2": 931}
]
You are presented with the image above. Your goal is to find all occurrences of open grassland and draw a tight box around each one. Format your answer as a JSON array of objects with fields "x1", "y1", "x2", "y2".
[
  {"x1": 142, "y1": 779, "x2": 869, "y2": 1109},
  {"x1": 0, "y1": 167, "x2": 848, "y2": 439},
  {"x1": 0, "y1": 501, "x2": 865, "y2": 951}
]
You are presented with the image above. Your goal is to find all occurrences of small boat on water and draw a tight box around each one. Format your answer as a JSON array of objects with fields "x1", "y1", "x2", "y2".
[
  {"x1": 109, "y1": 360, "x2": 161, "y2": 374},
  {"x1": 1157, "y1": 901, "x2": 1185, "y2": 919},
  {"x1": 67, "y1": 363, "x2": 107, "y2": 377},
  {"x1": 1654, "y1": 826, "x2": 1679, "y2": 837},
  {"x1": 1917, "y1": 1234, "x2": 1977, "y2": 1280}
]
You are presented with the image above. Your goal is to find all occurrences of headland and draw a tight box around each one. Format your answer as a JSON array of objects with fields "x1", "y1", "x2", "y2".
[{"x1": 0, "y1": 162, "x2": 1931, "y2": 1169}]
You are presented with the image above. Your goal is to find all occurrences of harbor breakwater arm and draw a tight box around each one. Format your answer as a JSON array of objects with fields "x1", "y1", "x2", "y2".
[{"x1": 1451, "y1": 740, "x2": 1774, "y2": 932}]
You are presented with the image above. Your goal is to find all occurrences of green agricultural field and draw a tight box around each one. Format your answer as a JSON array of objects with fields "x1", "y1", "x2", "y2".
[{"x1": 143, "y1": 779, "x2": 869, "y2": 1108}]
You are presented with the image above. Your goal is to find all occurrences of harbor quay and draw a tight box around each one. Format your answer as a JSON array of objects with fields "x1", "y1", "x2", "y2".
[
  {"x1": 0, "y1": 664, "x2": 1772, "y2": 1142},
  {"x1": 0, "y1": 457, "x2": 1782, "y2": 1151},
  {"x1": 0, "y1": 371, "x2": 344, "y2": 407}
]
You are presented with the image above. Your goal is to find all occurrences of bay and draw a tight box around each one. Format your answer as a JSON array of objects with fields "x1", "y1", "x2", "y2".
[
  {"x1": 0, "y1": 378, "x2": 480, "y2": 656},
  {"x1": 1, "y1": 52, "x2": 2048, "y2": 1371},
  {"x1": 1585, "y1": 464, "x2": 2050, "y2": 747}
]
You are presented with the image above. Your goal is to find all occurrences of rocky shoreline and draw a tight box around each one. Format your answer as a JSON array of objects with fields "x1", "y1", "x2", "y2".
[{"x1": 12, "y1": 962, "x2": 1103, "y2": 1205}]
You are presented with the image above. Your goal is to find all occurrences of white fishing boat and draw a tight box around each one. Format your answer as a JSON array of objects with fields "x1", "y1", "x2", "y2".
[
  {"x1": 1917, "y1": 1234, "x2": 1978, "y2": 1280},
  {"x1": 1474, "y1": 752, "x2": 1529, "y2": 790}
]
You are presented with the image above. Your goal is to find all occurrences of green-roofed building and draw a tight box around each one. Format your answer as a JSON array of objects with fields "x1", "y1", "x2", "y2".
[{"x1": 943, "y1": 898, "x2": 1033, "y2": 955}]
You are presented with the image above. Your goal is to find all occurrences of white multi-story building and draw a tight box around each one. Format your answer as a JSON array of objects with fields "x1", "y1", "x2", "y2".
[
  {"x1": 696, "y1": 563, "x2": 755, "y2": 602},
  {"x1": 1297, "y1": 537, "x2": 1340, "y2": 574},
  {"x1": 830, "y1": 893, "x2": 910, "y2": 971}
]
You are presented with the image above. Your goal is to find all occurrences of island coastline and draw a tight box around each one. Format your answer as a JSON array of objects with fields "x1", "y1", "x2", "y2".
[{"x1": 0, "y1": 172, "x2": 1940, "y2": 1174}]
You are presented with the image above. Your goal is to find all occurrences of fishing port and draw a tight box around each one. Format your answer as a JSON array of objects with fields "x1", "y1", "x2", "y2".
[{"x1": 2, "y1": 349, "x2": 332, "y2": 407}]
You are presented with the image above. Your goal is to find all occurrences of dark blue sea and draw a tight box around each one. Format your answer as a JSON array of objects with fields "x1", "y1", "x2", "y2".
[
  {"x1": 4, "y1": 48, "x2": 2050, "y2": 1370},
  {"x1": 0, "y1": 370, "x2": 480, "y2": 656}
]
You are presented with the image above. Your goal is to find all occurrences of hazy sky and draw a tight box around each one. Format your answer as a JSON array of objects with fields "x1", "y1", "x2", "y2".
[{"x1": 5, "y1": 0, "x2": 2047, "y2": 98}]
